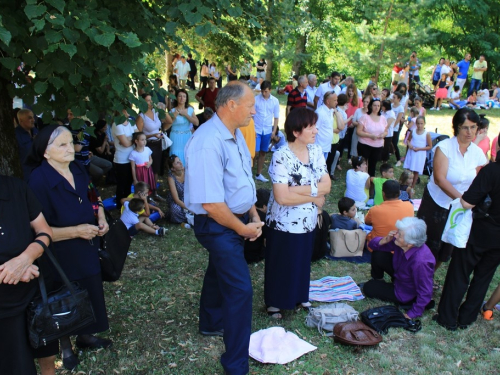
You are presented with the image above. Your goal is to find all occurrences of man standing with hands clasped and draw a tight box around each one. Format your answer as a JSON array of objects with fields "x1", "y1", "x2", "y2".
[{"x1": 184, "y1": 82, "x2": 264, "y2": 375}]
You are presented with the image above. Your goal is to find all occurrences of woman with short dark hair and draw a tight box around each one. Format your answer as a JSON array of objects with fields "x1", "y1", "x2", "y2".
[
  {"x1": 417, "y1": 108, "x2": 487, "y2": 271},
  {"x1": 264, "y1": 108, "x2": 331, "y2": 319},
  {"x1": 434, "y1": 136, "x2": 500, "y2": 330}
]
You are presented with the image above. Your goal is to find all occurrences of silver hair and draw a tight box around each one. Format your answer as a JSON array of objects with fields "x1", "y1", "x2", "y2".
[
  {"x1": 215, "y1": 82, "x2": 247, "y2": 110},
  {"x1": 47, "y1": 126, "x2": 72, "y2": 147},
  {"x1": 298, "y1": 75, "x2": 308, "y2": 85},
  {"x1": 307, "y1": 74, "x2": 317, "y2": 82},
  {"x1": 395, "y1": 217, "x2": 427, "y2": 248}
]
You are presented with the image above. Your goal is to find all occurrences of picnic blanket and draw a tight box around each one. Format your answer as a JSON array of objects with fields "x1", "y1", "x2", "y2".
[{"x1": 309, "y1": 276, "x2": 364, "y2": 302}]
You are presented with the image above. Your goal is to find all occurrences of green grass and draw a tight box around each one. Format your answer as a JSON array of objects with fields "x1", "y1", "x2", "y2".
[{"x1": 50, "y1": 108, "x2": 500, "y2": 374}]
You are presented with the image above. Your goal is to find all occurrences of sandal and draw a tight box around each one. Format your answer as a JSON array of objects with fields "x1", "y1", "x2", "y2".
[
  {"x1": 266, "y1": 307, "x2": 282, "y2": 319},
  {"x1": 482, "y1": 303, "x2": 494, "y2": 321},
  {"x1": 296, "y1": 302, "x2": 311, "y2": 312}
]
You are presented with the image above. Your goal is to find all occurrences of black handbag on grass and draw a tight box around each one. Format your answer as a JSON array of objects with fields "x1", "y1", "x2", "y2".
[
  {"x1": 360, "y1": 305, "x2": 421, "y2": 334},
  {"x1": 27, "y1": 242, "x2": 95, "y2": 348}
]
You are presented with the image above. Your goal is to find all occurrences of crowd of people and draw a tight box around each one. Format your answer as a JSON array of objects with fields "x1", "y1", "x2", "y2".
[{"x1": 3, "y1": 51, "x2": 500, "y2": 375}]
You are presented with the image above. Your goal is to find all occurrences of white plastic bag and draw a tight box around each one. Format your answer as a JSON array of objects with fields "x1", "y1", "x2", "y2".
[
  {"x1": 441, "y1": 198, "x2": 473, "y2": 248},
  {"x1": 161, "y1": 132, "x2": 173, "y2": 150}
]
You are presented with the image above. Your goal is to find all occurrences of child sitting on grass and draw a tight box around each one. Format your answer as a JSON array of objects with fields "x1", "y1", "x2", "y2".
[
  {"x1": 331, "y1": 197, "x2": 360, "y2": 230},
  {"x1": 120, "y1": 181, "x2": 165, "y2": 219},
  {"x1": 370, "y1": 163, "x2": 394, "y2": 206},
  {"x1": 120, "y1": 198, "x2": 167, "y2": 237},
  {"x1": 398, "y1": 170, "x2": 415, "y2": 201}
]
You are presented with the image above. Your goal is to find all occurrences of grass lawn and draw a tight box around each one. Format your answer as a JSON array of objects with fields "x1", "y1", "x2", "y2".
[{"x1": 51, "y1": 101, "x2": 500, "y2": 374}]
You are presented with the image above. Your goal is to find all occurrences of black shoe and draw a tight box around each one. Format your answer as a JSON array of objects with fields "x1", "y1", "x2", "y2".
[
  {"x1": 76, "y1": 336, "x2": 113, "y2": 349},
  {"x1": 199, "y1": 329, "x2": 224, "y2": 337},
  {"x1": 432, "y1": 314, "x2": 457, "y2": 331},
  {"x1": 62, "y1": 353, "x2": 79, "y2": 371}
]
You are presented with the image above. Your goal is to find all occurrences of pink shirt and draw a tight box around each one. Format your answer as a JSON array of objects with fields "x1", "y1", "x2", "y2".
[
  {"x1": 476, "y1": 136, "x2": 491, "y2": 157},
  {"x1": 492, "y1": 136, "x2": 498, "y2": 161},
  {"x1": 347, "y1": 99, "x2": 362, "y2": 126},
  {"x1": 358, "y1": 114, "x2": 387, "y2": 148}
]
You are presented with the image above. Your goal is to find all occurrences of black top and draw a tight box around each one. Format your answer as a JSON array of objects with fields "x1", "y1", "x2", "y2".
[
  {"x1": 89, "y1": 131, "x2": 107, "y2": 156},
  {"x1": 257, "y1": 60, "x2": 266, "y2": 71},
  {"x1": 188, "y1": 58, "x2": 197, "y2": 73},
  {"x1": 462, "y1": 162, "x2": 500, "y2": 248},
  {"x1": 0, "y1": 175, "x2": 42, "y2": 318}
]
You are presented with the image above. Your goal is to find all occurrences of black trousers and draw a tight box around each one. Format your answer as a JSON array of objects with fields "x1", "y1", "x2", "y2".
[
  {"x1": 437, "y1": 241, "x2": 500, "y2": 327},
  {"x1": 200, "y1": 76, "x2": 208, "y2": 90},
  {"x1": 391, "y1": 125, "x2": 403, "y2": 162},
  {"x1": 187, "y1": 71, "x2": 197, "y2": 89},
  {"x1": 382, "y1": 137, "x2": 394, "y2": 162},
  {"x1": 114, "y1": 162, "x2": 133, "y2": 209},
  {"x1": 326, "y1": 142, "x2": 341, "y2": 175},
  {"x1": 357, "y1": 143, "x2": 383, "y2": 177},
  {"x1": 363, "y1": 251, "x2": 400, "y2": 303}
]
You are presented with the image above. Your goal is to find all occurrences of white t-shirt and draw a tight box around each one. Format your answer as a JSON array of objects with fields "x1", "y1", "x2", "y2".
[
  {"x1": 175, "y1": 61, "x2": 191, "y2": 80},
  {"x1": 383, "y1": 110, "x2": 396, "y2": 137},
  {"x1": 315, "y1": 104, "x2": 334, "y2": 153},
  {"x1": 315, "y1": 82, "x2": 341, "y2": 108},
  {"x1": 253, "y1": 94, "x2": 280, "y2": 135},
  {"x1": 266, "y1": 143, "x2": 327, "y2": 233},
  {"x1": 440, "y1": 64, "x2": 452, "y2": 77},
  {"x1": 345, "y1": 169, "x2": 370, "y2": 202},
  {"x1": 392, "y1": 104, "x2": 404, "y2": 132},
  {"x1": 112, "y1": 121, "x2": 137, "y2": 164},
  {"x1": 120, "y1": 201, "x2": 140, "y2": 229},
  {"x1": 428, "y1": 137, "x2": 487, "y2": 208},
  {"x1": 139, "y1": 110, "x2": 161, "y2": 136},
  {"x1": 129, "y1": 147, "x2": 153, "y2": 166},
  {"x1": 450, "y1": 91, "x2": 460, "y2": 100},
  {"x1": 477, "y1": 89, "x2": 489, "y2": 104}
]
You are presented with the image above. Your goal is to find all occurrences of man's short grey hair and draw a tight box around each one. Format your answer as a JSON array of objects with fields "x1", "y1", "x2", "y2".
[
  {"x1": 47, "y1": 126, "x2": 72, "y2": 148},
  {"x1": 307, "y1": 74, "x2": 317, "y2": 82},
  {"x1": 298, "y1": 75, "x2": 307, "y2": 85},
  {"x1": 215, "y1": 82, "x2": 247, "y2": 110},
  {"x1": 396, "y1": 217, "x2": 427, "y2": 248}
]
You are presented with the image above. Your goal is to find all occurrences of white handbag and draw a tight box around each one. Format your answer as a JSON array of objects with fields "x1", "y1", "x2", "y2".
[{"x1": 161, "y1": 132, "x2": 173, "y2": 150}]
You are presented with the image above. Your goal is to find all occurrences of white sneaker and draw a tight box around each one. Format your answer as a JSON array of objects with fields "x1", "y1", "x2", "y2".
[
  {"x1": 436, "y1": 107, "x2": 440, "y2": 111},
  {"x1": 396, "y1": 161, "x2": 402, "y2": 167},
  {"x1": 430, "y1": 107, "x2": 436, "y2": 111},
  {"x1": 255, "y1": 174, "x2": 269, "y2": 182}
]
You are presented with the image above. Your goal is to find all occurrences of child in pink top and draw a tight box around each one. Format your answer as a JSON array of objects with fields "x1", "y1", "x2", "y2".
[{"x1": 474, "y1": 115, "x2": 491, "y2": 159}]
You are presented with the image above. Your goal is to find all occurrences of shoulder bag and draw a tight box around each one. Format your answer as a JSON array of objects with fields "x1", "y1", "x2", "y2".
[
  {"x1": 360, "y1": 305, "x2": 421, "y2": 334},
  {"x1": 333, "y1": 321, "x2": 382, "y2": 346},
  {"x1": 27, "y1": 241, "x2": 96, "y2": 348},
  {"x1": 305, "y1": 303, "x2": 359, "y2": 336},
  {"x1": 329, "y1": 229, "x2": 366, "y2": 257},
  {"x1": 99, "y1": 218, "x2": 132, "y2": 282}
]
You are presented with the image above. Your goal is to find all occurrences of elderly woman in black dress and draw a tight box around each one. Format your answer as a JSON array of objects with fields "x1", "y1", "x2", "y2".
[
  {"x1": 0, "y1": 175, "x2": 56, "y2": 375},
  {"x1": 26, "y1": 125, "x2": 111, "y2": 371}
]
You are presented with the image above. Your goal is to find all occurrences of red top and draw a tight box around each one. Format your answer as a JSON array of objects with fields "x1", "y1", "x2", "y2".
[{"x1": 196, "y1": 88, "x2": 219, "y2": 111}]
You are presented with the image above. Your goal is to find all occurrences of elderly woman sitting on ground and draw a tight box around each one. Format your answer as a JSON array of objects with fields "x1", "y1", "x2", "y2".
[{"x1": 361, "y1": 217, "x2": 435, "y2": 319}]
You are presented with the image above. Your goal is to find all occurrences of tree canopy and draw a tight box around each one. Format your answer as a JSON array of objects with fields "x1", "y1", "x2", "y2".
[{"x1": 1, "y1": 0, "x2": 499, "y2": 176}]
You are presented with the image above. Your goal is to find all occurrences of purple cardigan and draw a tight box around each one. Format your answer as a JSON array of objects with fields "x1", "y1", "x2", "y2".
[{"x1": 369, "y1": 237, "x2": 435, "y2": 318}]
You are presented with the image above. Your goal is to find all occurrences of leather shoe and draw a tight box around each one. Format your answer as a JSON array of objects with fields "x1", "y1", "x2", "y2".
[
  {"x1": 76, "y1": 336, "x2": 113, "y2": 349},
  {"x1": 62, "y1": 353, "x2": 79, "y2": 371},
  {"x1": 432, "y1": 314, "x2": 457, "y2": 331},
  {"x1": 199, "y1": 329, "x2": 224, "y2": 337}
]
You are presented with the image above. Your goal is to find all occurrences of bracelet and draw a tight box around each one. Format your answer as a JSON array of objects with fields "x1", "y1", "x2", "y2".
[{"x1": 35, "y1": 232, "x2": 52, "y2": 244}]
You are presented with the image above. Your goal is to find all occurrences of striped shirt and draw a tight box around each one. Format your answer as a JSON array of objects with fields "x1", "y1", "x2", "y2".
[{"x1": 286, "y1": 88, "x2": 307, "y2": 110}]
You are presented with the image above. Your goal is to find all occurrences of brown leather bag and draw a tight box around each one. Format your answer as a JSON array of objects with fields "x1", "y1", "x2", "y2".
[{"x1": 333, "y1": 321, "x2": 382, "y2": 346}]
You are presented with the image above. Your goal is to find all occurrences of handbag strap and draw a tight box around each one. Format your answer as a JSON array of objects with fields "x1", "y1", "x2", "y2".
[
  {"x1": 342, "y1": 231, "x2": 360, "y2": 254},
  {"x1": 34, "y1": 239, "x2": 78, "y2": 299}
]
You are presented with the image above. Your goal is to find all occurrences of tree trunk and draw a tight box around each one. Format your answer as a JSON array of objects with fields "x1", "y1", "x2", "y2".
[
  {"x1": 166, "y1": 51, "x2": 174, "y2": 78},
  {"x1": 292, "y1": 34, "x2": 307, "y2": 76},
  {"x1": 266, "y1": 51, "x2": 274, "y2": 83},
  {"x1": 0, "y1": 75, "x2": 21, "y2": 177},
  {"x1": 375, "y1": 0, "x2": 394, "y2": 83}
]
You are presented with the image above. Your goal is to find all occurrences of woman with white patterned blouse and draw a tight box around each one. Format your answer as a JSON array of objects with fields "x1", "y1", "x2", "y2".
[{"x1": 265, "y1": 108, "x2": 331, "y2": 319}]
